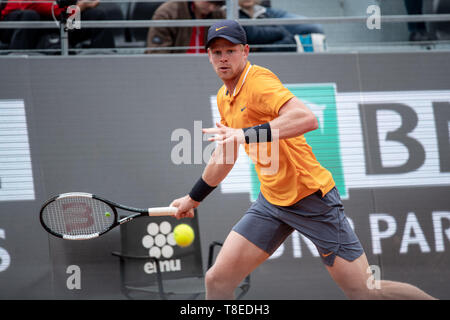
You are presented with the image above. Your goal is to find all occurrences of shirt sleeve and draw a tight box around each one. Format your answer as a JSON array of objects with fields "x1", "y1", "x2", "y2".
[
  {"x1": 220, "y1": 117, "x2": 228, "y2": 127},
  {"x1": 252, "y1": 68, "x2": 295, "y2": 118}
]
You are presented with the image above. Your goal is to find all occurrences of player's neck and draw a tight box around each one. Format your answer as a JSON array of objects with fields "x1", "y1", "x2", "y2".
[
  {"x1": 223, "y1": 79, "x2": 239, "y2": 96},
  {"x1": 223, "y1": 63, "x2": 247, "y2": 95}
]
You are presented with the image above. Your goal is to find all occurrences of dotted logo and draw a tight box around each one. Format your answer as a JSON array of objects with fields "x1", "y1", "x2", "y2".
[{"x1": 141, "y1": 221, "x2": 176, "y2": 259}]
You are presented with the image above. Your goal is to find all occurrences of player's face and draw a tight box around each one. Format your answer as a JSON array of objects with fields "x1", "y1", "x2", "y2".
[{"x1": 208, "y1": 38, "x2": 249, "y2": 82}]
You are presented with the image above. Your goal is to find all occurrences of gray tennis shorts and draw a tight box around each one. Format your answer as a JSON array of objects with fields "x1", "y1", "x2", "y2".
[{"x1": 232, "y1": 187, "x2": 364, "y2": 266}]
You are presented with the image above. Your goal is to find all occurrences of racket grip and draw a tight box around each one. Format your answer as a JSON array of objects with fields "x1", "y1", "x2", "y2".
[{"x1": 148, "y1": 207, "x2": 178, "y2": 216}]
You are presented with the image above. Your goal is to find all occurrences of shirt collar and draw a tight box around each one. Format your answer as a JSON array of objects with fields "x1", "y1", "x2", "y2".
[{"x1": 225, "y1": 61, "x2": 252, "y2": 99}]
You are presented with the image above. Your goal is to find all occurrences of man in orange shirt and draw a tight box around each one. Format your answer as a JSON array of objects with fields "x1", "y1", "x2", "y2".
[{"x1": 170, "y1": 20, "x2": 435, "y2": 300}]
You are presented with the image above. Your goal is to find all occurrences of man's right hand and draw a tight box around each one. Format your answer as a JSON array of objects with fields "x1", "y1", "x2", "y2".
[{"x1": 170, "y1": 195, "x2": 200, "y2": 220}]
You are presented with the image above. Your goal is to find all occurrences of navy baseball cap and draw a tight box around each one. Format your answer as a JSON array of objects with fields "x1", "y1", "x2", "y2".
[{"x1": 206, "y1": 20, "x2": 247, "y2": 49}]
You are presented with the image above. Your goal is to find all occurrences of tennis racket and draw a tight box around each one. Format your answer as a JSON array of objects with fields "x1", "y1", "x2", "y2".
[{"x1": 39, "y1": 192, "x2": 178, "y2": 240}]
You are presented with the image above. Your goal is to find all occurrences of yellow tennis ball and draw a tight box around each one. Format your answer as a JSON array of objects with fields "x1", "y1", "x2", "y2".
[{"x1": 173, "y1": 224, "x2": 195, "y2": 247}]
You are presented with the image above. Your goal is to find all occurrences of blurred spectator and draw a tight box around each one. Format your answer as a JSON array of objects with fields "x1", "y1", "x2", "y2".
[
  {"x1": 431, "y1": 0, "x2": 450, "y2": 40},
  {"x1": 238, "y1": 0, "x2": 325, "y2": 52},
  {"x1": 404, "y1": 0, "x2": 436, "y2": 41},
  {"x1": 0, "y1": 0, "x2": 115, "y2": 52},
  {"x1": 263, "y1": 1, "x2": 324, "y2": 36},
  {"x1": 0, "y1": 7, "x2": 41, "y2": 50},
  {"x1": 238, "y1": 0, "x2": 295, "y2": 51},
  {"x1": 146, "y1": 1, "x2": 225, "y2": 54}
]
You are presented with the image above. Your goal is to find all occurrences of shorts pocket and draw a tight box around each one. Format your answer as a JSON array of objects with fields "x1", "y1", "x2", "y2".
[{"x1": 279, "y1": 191, "x2": 332, "y2": 216}]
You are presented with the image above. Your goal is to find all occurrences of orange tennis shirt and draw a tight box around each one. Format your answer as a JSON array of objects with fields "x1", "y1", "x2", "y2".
[{"x1": 216, "y1": 61, "x2": 335, "y2": 206}]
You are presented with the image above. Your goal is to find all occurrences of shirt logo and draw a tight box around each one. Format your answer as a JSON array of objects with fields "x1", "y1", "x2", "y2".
[{"x1": 215, "y1": 26, "x2": 227, "y2": 32}]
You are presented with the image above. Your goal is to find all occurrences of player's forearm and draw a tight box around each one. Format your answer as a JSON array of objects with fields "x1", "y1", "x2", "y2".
[
  {"x1": 269, "y1": 108, "x2": 318, "y2": 140},
  {"x1": 186, "y1": 143, "x2": 236, "y2": 204},
  {"x1": 242, "y1": 97, "x2": 318, "y2": 144},
  {"x1": 202, "y1": 160, "x2": 235, "y2": 187},
  {"x1": 202, "y1": 143, "x2": 238, "y2": 187},
  {"x1": 269, "y1": 97, "x2": 318, "y2": 140}
]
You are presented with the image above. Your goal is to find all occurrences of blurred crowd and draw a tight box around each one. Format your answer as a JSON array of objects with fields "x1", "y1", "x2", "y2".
[
  {"x1": 145, "y1": 0, "x2": 324, "y2": 53},
  {"x1": 0, "y1": 0, "x2": 448, "y2": 54},
  {"x1": 0, "y1": 0, "x2": 326, "y2": 54},
  {"x1": 0, "y1": 0, "x2": 115, "y2": 52}
]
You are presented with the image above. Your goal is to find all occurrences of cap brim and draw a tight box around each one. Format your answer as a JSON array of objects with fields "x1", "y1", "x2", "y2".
[{"x1": 205, "y1": 35, "x2": 244, "y2": 49}]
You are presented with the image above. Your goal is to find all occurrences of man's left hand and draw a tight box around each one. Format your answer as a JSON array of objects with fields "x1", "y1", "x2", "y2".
[{"x1": 203, "y1": 122, "x2": 245, "y2": 145}]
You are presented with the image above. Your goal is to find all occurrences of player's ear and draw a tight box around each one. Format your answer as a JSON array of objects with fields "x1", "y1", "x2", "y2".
[
  {"x1": 207, "y1": 48, "x2": 213, "y2": 64},
  {"x1": 243, "y1": 44, "x2": 250, "y2": 57}
]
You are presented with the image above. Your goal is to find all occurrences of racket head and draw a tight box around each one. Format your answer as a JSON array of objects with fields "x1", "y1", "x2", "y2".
[{"x1": 39, "y1": 192, "x2": 118, "y2": 240}]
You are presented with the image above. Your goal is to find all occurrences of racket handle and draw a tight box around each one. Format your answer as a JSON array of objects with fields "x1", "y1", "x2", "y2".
[{"x1": 147, "y1": 207, "x2": 178, "y2": 216}]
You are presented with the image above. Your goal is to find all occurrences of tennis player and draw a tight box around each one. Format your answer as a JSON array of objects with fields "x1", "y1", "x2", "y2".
[{"x1": 170, "y1": 20, "x2": 435, "y2": 300}]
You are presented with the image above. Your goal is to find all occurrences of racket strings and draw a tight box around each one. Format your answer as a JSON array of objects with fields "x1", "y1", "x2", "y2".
[{"x1": 41, "y1": 197, "x2": 114, "y2": 236}]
